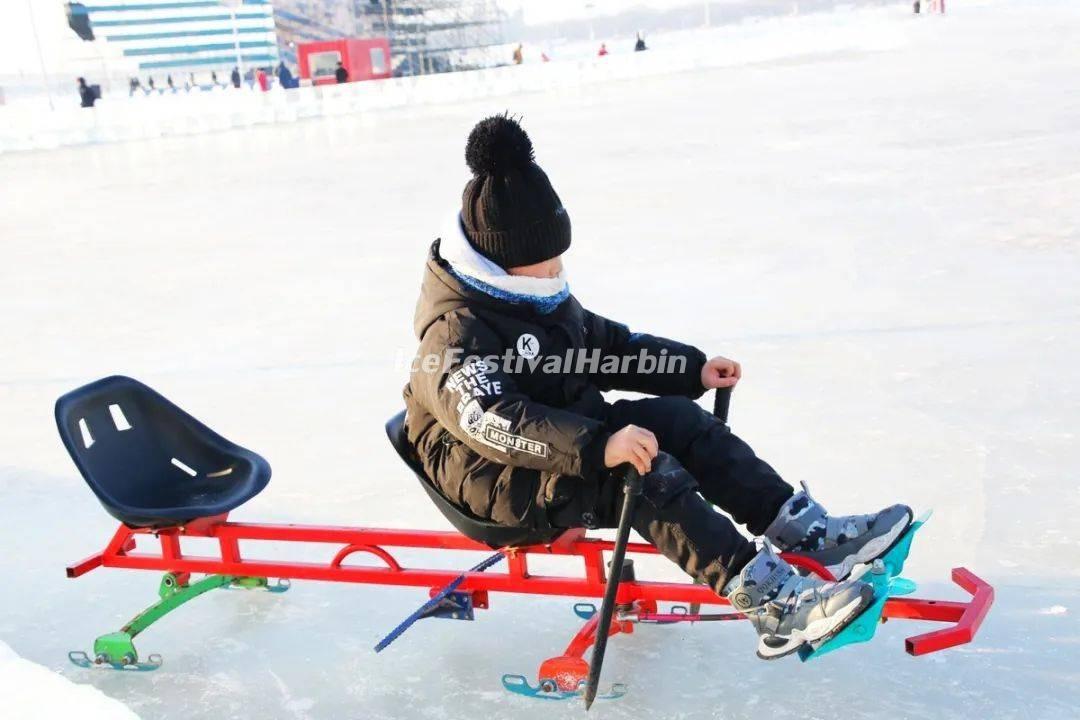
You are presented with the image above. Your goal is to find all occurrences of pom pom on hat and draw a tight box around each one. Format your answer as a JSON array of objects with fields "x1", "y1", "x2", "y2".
[
  {"x1": 465, "y1": 113, "x2": 535, "y2": 176},
  {"x1": 459, "y1": 113, "x2": 571, "y2": 269}
]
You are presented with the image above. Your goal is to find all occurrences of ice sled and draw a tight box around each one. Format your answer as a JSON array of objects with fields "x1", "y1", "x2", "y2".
[{"x1": 60, "y1": 376, "x2": 994, "y2": 702}]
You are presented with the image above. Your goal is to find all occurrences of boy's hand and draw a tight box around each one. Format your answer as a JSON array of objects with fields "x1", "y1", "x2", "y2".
[
  {"x1": 604, "y1": 425, "x2": 658, "y2": 475},
  {"x1": 701, "y1": 355, "x2": 741, "y2": 389}
]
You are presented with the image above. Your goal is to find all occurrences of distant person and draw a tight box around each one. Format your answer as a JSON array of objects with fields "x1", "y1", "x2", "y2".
[
  {"x1": 128, "y1": 77, "x2": 141, "y2": 97},
  {"x1": 913, "y1": 0, "x2": 921, "y2": 13},
  {"x1": 512, "y1": 43, "x2": 524, "y2": 65},
  {"x1": 231, "y1": 67, "x2": 241, "y2": 88},
  {"x1": 276, "y1": 62, "x2": 295, "y2": 89},
  {"x1": 634, "y1": 33, "x2": 647, "y2": 52},
  {"x1": 256, "y1": 68, "x2": 269, "y2": 92},
  {"x1": 147, "y1": 76, "x2": 156, "y2": 92},
  {"x1": 166, "y1": 74, "x2": 175, "y2": 92},
  {"x1": 598, "y1": 43, "x2": 609, "y2": 57},
  {"x1": 335, "y1": 62, "x2": 349, "y2": 83},
  {"x1": 77, "y1": 77, "x2": 96, "y2": 108},
  {"x1": 211, "y1": 70, "x2": 220, "y2": 87},
  {"x1": 541, "y1": 52, "x2": 551, "y2": 63}
]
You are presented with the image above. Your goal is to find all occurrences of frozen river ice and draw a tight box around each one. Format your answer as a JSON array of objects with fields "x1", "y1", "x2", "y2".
[{"x1": 1, "y1": 1, "x2": 1078, "y2": 718}]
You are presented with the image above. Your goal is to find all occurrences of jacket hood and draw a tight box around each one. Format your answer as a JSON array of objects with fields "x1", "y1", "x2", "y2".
[{"x1": 413, "y1": 240, "x2": 514, "y2": 339}]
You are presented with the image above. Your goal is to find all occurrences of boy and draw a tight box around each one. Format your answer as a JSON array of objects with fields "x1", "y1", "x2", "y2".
[{"x1": 403, "y1": 115, "x2": 912, "y2": 659}]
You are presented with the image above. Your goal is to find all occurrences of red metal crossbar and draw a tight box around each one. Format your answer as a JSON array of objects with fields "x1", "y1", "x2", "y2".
[{"x1": 67, "y1": 518, "x2": 992, "y2": 687}]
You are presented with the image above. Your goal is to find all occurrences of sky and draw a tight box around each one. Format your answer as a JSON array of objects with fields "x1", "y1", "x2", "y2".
[
  {"x1": 506, "y1": 0, "x2": 698, "y2": 25},
  {"x1": 0, "y1": 0, "x2": 69, "y2": 75}
]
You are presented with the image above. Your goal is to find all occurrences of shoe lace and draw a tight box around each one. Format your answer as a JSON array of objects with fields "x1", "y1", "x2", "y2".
[{"x1": 772, "y1": 572, "x2": 822, "y2": 614}]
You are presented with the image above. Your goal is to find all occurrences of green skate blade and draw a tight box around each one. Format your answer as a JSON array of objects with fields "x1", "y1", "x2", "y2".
[
  {"x1": 799, "y1": 514, "x2": 929, "y2": 662},
  {"x1": 228, "y1": 577, "x2": 291, "y2": 593},
  {"x1": 68, "y1": 650, "x2": 163, "y2": 672}
]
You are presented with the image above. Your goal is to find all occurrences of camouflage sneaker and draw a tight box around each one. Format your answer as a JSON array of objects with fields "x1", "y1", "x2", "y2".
[
  {"x1": 764, "y1": 481, "x2": 913, "y2": 581},
  {"x1": 724, "y1": 541, "x2": 874, "y2": 660}
]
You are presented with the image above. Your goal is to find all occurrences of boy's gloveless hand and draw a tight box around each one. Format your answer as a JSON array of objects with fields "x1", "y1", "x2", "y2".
[
  {"x1": 701, "y1": 355, "x2": 741, "y2": 390},
  {"x1": 604, "y1": 425, "x2": 659, "y2": 475}
]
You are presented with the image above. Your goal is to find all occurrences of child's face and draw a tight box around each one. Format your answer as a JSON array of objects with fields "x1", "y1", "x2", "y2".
[{"x1": 507, "y1": 255, "x2": 564, "y2": 279}]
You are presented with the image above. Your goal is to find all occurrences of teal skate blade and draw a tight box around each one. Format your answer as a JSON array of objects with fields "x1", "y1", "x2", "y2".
[
  {"x1": 888, "y1": 577, "x2": 917, "y2": 596},
  {"x1": 799, "y1": 512, "x2": 930, "y2": 662},
  {"x1": 879, "y1": 510, "x2": 931, "y2": 578}
]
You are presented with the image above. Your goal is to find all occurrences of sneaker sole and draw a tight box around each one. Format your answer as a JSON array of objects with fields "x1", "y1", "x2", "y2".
[
  {"x1": 754, "y1": 588, "x2": 875, "y2": 661},
  {"x1": 825, "y1": 509, "x2": 914, "y2": 581}
]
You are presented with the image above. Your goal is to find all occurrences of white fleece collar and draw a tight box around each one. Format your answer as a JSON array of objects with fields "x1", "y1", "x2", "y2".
[{"x1": 439, "y1": 211, "x2": 568, "y2": 299}]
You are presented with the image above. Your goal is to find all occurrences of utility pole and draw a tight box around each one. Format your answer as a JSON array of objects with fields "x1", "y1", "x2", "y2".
[
  {"x1": 232, "y1": 11, "x2": 243, "y2": 80},
  {"x1": 222, "y1": 0, "x2": 244, "y2": 83},
  {"x1": 384, "y1": 0, "x2": 394, "y2": 74},
  {"x1": 25, "y1": 0, "x2": 55, "y2": 110}
]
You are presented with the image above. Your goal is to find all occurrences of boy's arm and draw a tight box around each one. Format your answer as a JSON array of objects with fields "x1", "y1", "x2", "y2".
[
  {"x1": 415, "y1": 318, "x2": 609, "y2": 478},
  {"x1": 584, "y1": 310, "x2": 708, "y2": 398}
]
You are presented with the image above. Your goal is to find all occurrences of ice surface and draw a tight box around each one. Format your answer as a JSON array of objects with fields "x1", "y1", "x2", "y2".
[{"x1": 2, "y1": 1, "x2": 1079, "y2": 718}]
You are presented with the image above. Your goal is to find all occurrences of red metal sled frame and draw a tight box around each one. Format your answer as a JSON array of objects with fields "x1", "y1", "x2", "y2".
[{"x1": 68, "y1": 518, "x2": 994, "y2": 688}]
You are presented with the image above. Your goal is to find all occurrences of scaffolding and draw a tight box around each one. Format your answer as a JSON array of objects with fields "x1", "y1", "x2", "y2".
[{"x1": 354, "y1": 1, "x2": 506, "y2": 76}]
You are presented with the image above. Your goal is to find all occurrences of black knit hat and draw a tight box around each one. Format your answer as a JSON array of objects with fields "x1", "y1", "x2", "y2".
[{"x1": 460, "y1": 114, "x2": 571, "y2": 268}]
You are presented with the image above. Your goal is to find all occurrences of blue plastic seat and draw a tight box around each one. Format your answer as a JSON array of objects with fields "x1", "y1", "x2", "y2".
[{"x1": 55, "y1": 376, "x2": 271, "y2": 528}]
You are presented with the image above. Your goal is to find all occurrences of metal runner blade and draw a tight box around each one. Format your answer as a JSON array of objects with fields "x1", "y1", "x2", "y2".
[{"x1": 373, "y1": 550, "x2": 504, "y2": 653}]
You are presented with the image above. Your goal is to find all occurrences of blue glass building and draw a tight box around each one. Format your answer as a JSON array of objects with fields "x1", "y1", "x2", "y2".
[{"x1": 80, "y1": 1, "x2": 279, "y2": 77}]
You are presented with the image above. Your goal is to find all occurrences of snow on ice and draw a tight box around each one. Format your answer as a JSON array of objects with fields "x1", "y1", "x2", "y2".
[{"x1": 0, "y1": 640, "x2": 141, "y2": 719}]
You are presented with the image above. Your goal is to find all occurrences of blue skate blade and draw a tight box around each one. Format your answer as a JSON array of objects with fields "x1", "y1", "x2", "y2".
[
  {"x1": 573, "y1": 603, "x2": 598, "y2": 620},
  {"x1": 799, "y1": 514, "x2": 929, "y2": 662}
]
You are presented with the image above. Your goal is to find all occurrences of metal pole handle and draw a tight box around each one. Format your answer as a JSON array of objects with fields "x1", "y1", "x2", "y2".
[
  {"x1": 713, "y1": 386, "x2": 732, "y2": 425},
  {"x1": 583, "y1": 466, "x2": 642, "y2": 709}
]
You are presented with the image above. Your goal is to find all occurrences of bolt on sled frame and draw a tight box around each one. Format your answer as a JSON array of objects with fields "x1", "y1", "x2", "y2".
[{"x1": 59, "y1": 376, "x2": 994, "y2": 698}]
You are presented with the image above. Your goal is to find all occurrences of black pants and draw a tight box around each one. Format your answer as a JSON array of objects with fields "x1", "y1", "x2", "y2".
[{"x1": 549, "y1": 396, "x2": 794, "y2": 591}]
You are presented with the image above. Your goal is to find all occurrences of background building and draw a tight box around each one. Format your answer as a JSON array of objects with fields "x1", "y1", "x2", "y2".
[
  {"x1": 274, "y1": 1, "x2": 507, "y2": 76},
  {"x1": 68, "y1": 0, "x2": 280, "y2": 86},
  {"x1": 2, "y1": 0, "x2": 505, "y2": 105}
]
